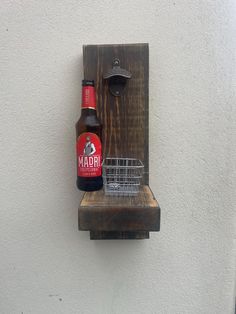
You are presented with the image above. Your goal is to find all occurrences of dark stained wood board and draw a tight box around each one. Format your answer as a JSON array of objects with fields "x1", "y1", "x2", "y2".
[
  {"x1": 79, "y1": 43, "x2": 160, "y2": 240},
  {"x1": 90, "y1": 231, "x2": 150, "y2": 240},
  {"x1": 83, "y1": 43, "x2": 149, "y2": 184},
  {"x1": 79, "y1": 186, "x2": 160, "y2": 236}
]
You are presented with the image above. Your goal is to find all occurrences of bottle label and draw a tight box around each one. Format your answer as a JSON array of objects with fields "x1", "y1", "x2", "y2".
[
  {"x1": 82, "y1": 86, "x2": 96, "y2": 109},
  {"x1": 77, "y1": 132, "x2": 102, "y2": 177}
]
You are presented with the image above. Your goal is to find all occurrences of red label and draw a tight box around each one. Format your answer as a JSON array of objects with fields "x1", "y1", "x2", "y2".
[
  {"x1": 82, "y1": 86, "x2": 96, "y2": 109},
  {"x1": 77, "y1": 132, "x2": 102, "y2": 177}
]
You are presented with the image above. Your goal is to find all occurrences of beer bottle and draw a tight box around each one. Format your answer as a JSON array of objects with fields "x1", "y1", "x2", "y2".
[{"x1": 76, "y1": 80, "x2": 103, "y2": 191}]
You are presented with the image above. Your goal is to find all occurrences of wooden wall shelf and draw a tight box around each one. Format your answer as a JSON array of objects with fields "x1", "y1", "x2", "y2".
[
  {"x1": 79, "y1": 185, "x2": 160, "y2": 239},
  {"x1": 78, "y1": 43, "x2": 161, "y2": 240}
]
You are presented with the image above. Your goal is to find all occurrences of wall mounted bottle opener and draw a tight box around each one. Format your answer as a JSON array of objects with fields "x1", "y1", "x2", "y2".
[
  {"x1": 79, "y1": 43, "x2": 161, "y2": 240},
  {"x1": 103, "y1": 58, "x2": 132, "y2": 96}
]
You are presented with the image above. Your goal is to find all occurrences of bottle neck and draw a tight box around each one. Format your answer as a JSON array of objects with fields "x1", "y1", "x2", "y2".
[
  {"x1": 80, "y1": 108, "x2": 97, "y2": 116},
  {"x1": 81, "y1": 85, "x2": 96, "y2": 110}
]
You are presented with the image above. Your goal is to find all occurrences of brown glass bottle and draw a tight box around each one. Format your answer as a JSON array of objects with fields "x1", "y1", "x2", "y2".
[{"x1": 76, "y1": 80, "x2": 103, "y2": 191}]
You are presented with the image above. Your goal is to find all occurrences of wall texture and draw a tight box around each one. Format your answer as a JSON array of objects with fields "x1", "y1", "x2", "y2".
[{"x1": 0, "y1": 1, "x2": 235, "y2": 313}]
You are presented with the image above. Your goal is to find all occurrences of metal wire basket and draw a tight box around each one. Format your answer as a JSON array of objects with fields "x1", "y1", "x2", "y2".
[{"x1": 102, "y1": 157, "x2": 144, "y2": 196}]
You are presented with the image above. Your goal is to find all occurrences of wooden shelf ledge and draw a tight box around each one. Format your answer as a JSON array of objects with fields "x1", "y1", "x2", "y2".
[{"x1": 78, "y1": 185, "x2": 160, "y2": 240}]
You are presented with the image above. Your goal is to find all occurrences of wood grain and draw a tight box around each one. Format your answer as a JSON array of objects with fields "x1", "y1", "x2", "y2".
[
  {"x1": 81, "y1": 185, "x2": 158, "y2": 208},
  {"x1": 79, "y1": 185, "x2": 160, "y2": 232},
  {"x1": 83, "y1": 44, "x2": 149, "y2": 184},
  {"x1": 79, "y1": 44, "x2": 160, "y2": 239},
  {"x1": 90, "y1": 231, "x2": 149, "y2": 240}
]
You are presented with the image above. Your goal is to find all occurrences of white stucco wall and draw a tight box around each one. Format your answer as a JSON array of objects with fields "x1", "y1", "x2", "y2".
[{"x1": 0, "y1": 1, "x2": 235, "y2": 313}]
